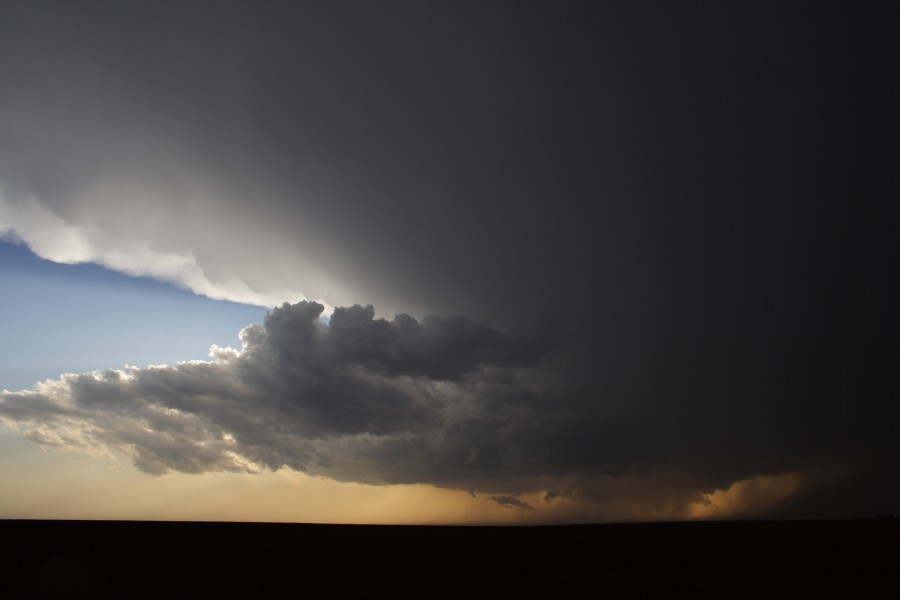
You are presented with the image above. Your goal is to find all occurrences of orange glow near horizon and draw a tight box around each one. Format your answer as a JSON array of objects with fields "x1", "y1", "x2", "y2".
[{"x1": 0, "y1": 432, "x2": 807, "y2": 524}]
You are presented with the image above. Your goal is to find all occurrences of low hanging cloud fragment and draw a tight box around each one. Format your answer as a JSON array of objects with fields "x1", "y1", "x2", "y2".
[{"x1": 490, "y1": 495, "x2": 534, "y2": 511}]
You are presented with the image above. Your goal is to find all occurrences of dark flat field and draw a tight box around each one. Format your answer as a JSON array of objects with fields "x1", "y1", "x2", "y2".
[{"x1": 2, "y1": 519, "x2": 897, "y2": 598}]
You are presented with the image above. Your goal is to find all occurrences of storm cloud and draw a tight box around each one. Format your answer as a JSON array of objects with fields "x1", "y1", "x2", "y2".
[
  {"x1": 3, "y1": 299, "x2": 897, "y2": 518},
  {"x1": 0, "y1": 2, "x2": 897, "y2": 519}
]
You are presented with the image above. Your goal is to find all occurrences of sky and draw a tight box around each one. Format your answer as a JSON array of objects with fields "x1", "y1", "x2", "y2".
[{"x1": 0, "y1": 1, "x2": 897, "y2": 523}]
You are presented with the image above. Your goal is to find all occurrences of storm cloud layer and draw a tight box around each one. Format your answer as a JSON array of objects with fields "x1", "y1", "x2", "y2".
[
  {"x1": 3, "y1": 300, "x2": 897, "y2": 518},
  {"x1": 0, "y1": 2, "x2": 897, "y2": 519}
]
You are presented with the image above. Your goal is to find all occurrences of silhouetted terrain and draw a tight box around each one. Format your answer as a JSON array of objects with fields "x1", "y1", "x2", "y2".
[{"x1": 2, "y1": 519, "x2": 897, "y2": 598}]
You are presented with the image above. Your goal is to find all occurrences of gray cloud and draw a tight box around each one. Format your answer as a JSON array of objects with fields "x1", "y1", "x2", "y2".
[{"x1": 0, "y1": 301, "x2": 554, "y2": 488}]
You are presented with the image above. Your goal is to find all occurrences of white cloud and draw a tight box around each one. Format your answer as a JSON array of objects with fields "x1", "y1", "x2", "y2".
[{"x1": 0, "y1": 183, "x2": 320, "y2": 308}]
